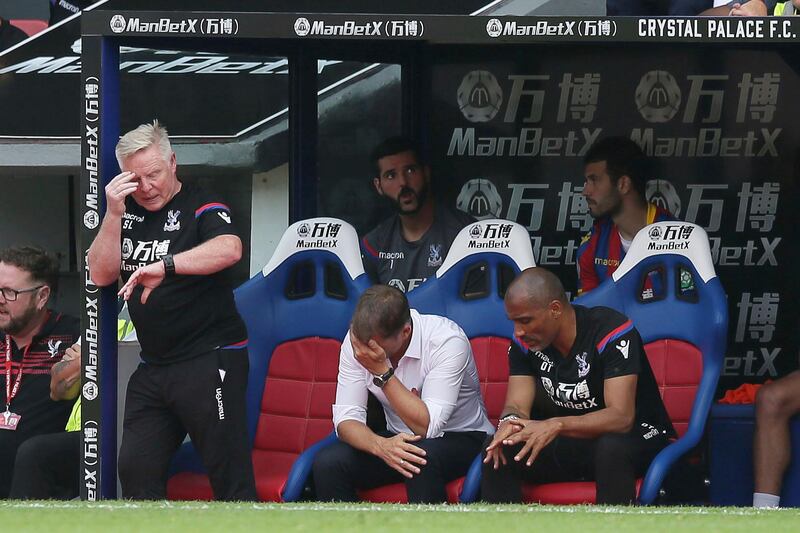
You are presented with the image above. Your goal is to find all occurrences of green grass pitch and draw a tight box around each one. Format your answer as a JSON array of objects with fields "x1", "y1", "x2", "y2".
[{"x1": 2, "y1": 501, "x2": 799, "y2": 532}]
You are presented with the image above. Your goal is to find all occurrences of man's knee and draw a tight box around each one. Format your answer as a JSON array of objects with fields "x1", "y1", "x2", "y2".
[
  {"x1": 594, "y1": 433, "x2": 634, "y2": 463},
  {"x1": 313, "y1": 441, "x2": 356, "y2": 478},
  {"x1": 13, "y1": 435, "x2": 50, "y2": 472},
  {"x1": 756, "y1": 377, "x2": 800, "y2": 420}
]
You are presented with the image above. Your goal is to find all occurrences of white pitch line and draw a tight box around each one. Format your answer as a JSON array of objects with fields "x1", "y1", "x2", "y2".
[{"x1": 0, "y1": 502, "x2": 795, "y2": 516}]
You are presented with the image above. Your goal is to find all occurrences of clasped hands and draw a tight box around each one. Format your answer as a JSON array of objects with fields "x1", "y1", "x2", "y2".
[{"x1": 483, "y1": 418, "x2": 561, "y2": 469}]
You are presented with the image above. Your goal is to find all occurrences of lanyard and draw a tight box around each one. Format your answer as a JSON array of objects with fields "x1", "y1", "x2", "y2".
[{"x1": 5, "y1": 335, "x2": 29, "y2": 412}]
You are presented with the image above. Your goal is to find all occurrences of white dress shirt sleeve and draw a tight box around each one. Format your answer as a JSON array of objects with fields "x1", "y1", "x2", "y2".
[
  {"x1": 420, "y1": 333, "x2": 471, "y2": 439},
  {"x1": 332, "y1": 331, "x2": 369, "y2": 435}
]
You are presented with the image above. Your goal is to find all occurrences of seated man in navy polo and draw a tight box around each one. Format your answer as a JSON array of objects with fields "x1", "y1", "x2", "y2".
[
  {"x1": 360, "y1": 137, "x2": 474, "y2": 293},
  {"x1": 313, "y1": 285, "x2": 493, "y2": 503},
  {"x1": 482, "y1": 267, "x2": 673, "y2": 504}
]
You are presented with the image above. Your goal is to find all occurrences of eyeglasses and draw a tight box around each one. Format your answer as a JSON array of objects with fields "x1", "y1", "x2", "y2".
[{"x1": 0, "y1": 285, "x2": 44, "y2": 302}]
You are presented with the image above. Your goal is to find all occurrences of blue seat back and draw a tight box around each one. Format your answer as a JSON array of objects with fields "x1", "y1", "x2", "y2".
[{"x1": 236, "y1": 217, "x2": 371, "y2": 442}]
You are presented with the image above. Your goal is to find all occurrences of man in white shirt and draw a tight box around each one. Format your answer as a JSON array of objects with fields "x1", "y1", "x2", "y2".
[{"x1": 313, "y1": 285, "x2": 493, "y2": 503}]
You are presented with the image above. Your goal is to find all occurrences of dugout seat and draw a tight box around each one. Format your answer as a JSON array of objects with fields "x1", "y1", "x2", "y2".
[
  {"x1": 519, "y1": 221, "x2": 727, "y2": 505},
  {"x1": 9, "y1": 19, "x2": 47, "y2": 37},
  {"x1": 353, "y1": 219, "x2": 535, "y2": 503},
  {"x1": 167, "y1": 218, "x2": 371, "y2": 502}
]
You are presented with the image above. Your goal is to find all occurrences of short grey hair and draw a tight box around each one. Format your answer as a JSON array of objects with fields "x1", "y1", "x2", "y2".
[{"x1": 115, "y1": 119, "x2": 172, "y2": 167}]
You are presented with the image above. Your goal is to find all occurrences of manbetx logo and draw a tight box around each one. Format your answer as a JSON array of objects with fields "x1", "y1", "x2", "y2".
[{"x1": 293, "y1": 18, "x2": 383, "y2": 37}]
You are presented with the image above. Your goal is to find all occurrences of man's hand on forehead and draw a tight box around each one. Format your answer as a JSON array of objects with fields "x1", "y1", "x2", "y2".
[{"x1": 351, "y1": 335, "x2": 390, "y2": 375}]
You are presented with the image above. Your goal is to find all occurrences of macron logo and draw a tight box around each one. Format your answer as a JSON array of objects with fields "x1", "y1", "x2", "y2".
[{"x1": 616, "y1": 339, "x2": 630, "y2": 359}]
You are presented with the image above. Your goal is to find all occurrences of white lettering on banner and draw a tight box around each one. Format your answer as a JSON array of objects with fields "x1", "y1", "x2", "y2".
[
  {"x1": 501, "y1": 20, "x2": 577, "y2": 37},
  {"x1": 707, "y1": 19, "x2": 765, "y2": 39},
  {"x1": 723, "y1": 348, "x2": 781, "y2": 377},
  {"x1": 310, "y1": 20, "x2": 383, "y2": 36},
  {"x1": 125, "y1": 17, "x2": 198, "y2": 34},
  {"x1": 447, "y1": 128, "x2": 601, "y2": 157},
  {"x1": 632, "y1": 128, "x2": 780, "y2": 158},
  {"x1": 736, "y1": 293, "x2": 779, "y2": 343},
  {"x1": 83, "y1": 78, "x2": 99, "y2": 218},
  {"x1": 684, "y1": 184, "x2": 727, "y2": 232},
  {"x1": 736, "y1": 182, "x2": 779, "y2": 232},
  {"x1": 638, "y1": 19, "x2": 702, "y2": 39},
  {"x1": 530, "y1": 237, "x2": 579, "y2": 266},
  {"x1": 84, "y1": 296, "x2": 98, "y2": 384},
  {"x1": 708, "y1": 237, "x2": 779, "y2": 267}
]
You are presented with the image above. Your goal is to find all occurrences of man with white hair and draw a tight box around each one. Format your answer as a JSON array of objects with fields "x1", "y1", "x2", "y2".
[{"x1": 88, "y1": 120, "x2": 256, "y2": 500}]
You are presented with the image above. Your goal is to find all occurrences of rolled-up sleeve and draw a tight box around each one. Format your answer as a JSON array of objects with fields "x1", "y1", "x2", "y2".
[
  {"x1": 332, "y1": 331, "x2": 369, "y2": 435},
  {"x1": 420, "y1": 334, "x2": 470, "y2": 438}
]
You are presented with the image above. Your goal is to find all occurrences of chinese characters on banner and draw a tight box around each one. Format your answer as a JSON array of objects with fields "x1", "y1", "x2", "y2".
[{"x1": 430, "y1": 46, "x2": 799, "y2": 394}]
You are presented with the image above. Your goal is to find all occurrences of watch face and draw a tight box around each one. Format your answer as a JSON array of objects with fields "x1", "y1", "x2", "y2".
[{"x1": 372, "y1": 376, "x2": 384, "y2": 388}]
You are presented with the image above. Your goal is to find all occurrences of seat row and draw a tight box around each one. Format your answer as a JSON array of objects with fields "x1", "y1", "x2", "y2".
[{"x1": 167, "y1": 217, "x2": 727, "y2": 505}]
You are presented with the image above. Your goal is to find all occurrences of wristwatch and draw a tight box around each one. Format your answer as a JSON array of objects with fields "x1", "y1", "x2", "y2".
[
  {"x1": 372, "y1": 367, "x2": 394, "y2": 388},
  {"x1": 162, "y1": 254, "x2": 176, "y2": 277},
  {"x1": 497, "y1": 413, "x2": 520, "y2": 429}
]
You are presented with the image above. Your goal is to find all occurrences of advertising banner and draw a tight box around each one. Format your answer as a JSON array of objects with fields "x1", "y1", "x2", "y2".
[{"x1": 429, "y1": 45, "x2": 799, "y2": 392}]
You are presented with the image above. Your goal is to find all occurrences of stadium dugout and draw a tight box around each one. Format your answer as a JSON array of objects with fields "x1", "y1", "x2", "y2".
[{"x1": 76, "y1": 7, "x2": 799, "y2": 502}]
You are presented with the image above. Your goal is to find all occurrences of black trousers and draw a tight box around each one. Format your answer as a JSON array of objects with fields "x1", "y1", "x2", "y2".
[
  {"x1": 118, "y1": 348, "x2": 257, "y2": 501},
  {"x1": 481, "y1": 429, "x2": 668, "y2": 505},
  {"x1": 313, "y1": 431, "x2": 486, "y2": 503},
  {"x1": 9, "y1": 431, "x2": 80, "y2": 500}
]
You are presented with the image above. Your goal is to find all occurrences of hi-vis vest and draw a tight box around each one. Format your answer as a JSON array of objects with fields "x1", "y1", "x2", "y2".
[{"x1": 775, "y1": 1, "x2": 798, "y2": 15}]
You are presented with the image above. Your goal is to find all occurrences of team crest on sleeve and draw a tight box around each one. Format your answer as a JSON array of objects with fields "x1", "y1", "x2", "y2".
[{"x1": 164, "y1": 210, "x2": 181, "y2": 232}]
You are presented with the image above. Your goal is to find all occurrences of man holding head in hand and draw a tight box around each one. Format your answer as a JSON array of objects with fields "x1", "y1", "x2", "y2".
[
  {"x1": 87, "y1": 120, "x2": 256, "y2": 500},
  {"x1": 313, "y1": 285, "x2": 492, "y2": 503}
]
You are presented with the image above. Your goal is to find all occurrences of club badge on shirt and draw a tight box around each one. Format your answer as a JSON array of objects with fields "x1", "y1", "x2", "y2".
[
  {"x1": 427, "y1": 243, "x2": 443, "y2": 267},
  {"x1": 576, "y1": 352, "x2": 590, "y2": 378},
  {"x1": 164, "y1": 210, "x2": 181, "y2": 232}
]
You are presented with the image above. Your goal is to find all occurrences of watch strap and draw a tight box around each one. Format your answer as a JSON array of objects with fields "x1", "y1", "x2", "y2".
[
  {"x1": 372, "y1": 367, "x2": 394, "y2": 388},
  {"x1": 162, "y1": 254, "x2": 176, "y2": 277}
]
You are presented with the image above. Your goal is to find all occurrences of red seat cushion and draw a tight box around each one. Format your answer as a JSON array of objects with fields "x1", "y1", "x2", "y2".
[
  {"x1": 645, "y1": 339, "x2": 702, "y2": 437},
  {"x1": 523, "y1": 479, "x2": 643, "y2": 504},
  {"x1": 9, "y1": 19, "x2": 47, "y2": 37},
  {"x1": 358, "y1": 478, "x2": 464, "y2": 504},
  {"x1": 168, "y1": 337, "x2": 340, "y2": 501},
  {"x1": 470, "y1": 336, "x2": 511, "y2": 426},
  {"x1": 167, "y1": 472, "x2": 214, "y2": 501}
]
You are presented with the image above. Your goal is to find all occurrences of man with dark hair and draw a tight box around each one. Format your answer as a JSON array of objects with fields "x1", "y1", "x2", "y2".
[
  {"x1": 360, "y1": 136, "x2": 474, "y2": 293},
  {"x1": 0, "y1": 245, "x2": 79, "y2": 498},
  {"x1": 481, "y1": 267, "x2": 673, "y2": 504},
  {"x1": 576, "y1": 136, "x2": 674, "y2": 294},
  {"x1": 313, "y1": 285, "x2": 492, "y2": 503},
  {"x1": 87, "y1": 120, "x2": 256, "y2": 500}
]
